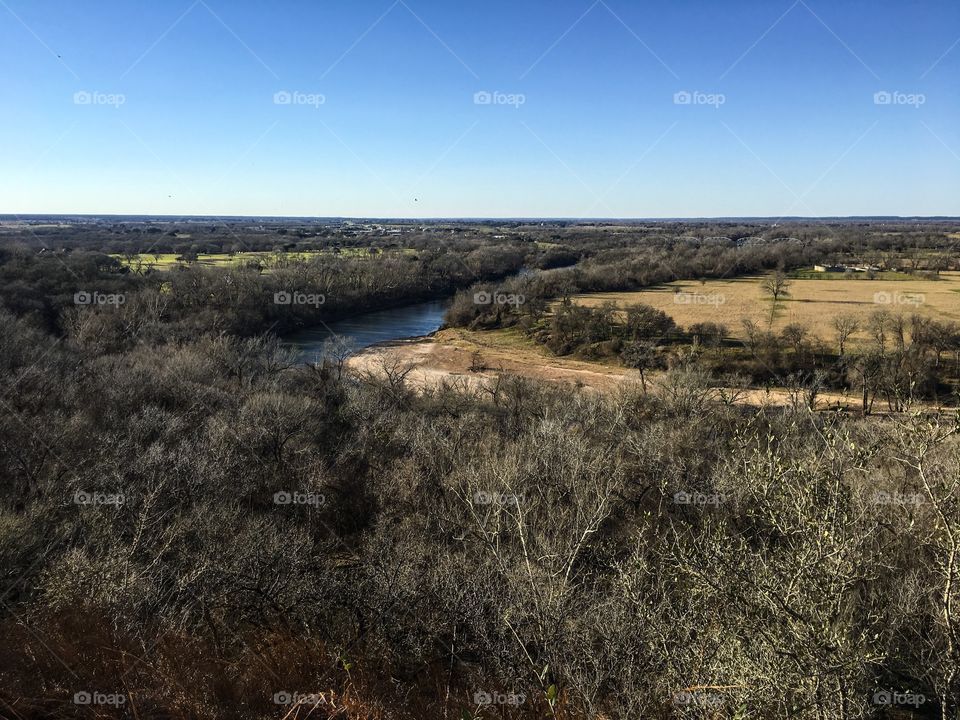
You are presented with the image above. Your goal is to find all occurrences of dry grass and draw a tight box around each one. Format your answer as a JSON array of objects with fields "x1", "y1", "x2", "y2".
[
  {"x1": 0, "y1": 611, "x2": 388, "y2": 719},
  {"x1": 569, "y1": 272, "x2": 960, "y2": 343}
]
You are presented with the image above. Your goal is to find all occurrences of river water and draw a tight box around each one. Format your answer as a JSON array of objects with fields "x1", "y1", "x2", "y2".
[{"x1": 285, "y1": 299, "x2": 450, "y2": 363}]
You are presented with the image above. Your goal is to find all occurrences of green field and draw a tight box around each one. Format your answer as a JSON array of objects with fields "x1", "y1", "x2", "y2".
[{"x1": 113, "y1": 247, "x2": 400, "y2": 272}]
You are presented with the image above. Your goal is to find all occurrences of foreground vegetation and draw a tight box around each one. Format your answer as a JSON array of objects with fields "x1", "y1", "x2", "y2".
[{"x1": 1, "y1": 219, "x2": 959, "y2": 719}]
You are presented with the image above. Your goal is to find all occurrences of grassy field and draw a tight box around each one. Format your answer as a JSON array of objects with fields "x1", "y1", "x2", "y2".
[
  {"x1": 570, "y1": 272, "x2": 960, "y2": 342},
  {"x1": 113, "y1": 248, "x2": 391, "y2": 272},
  {"x1": 115, "y1": 253, "x2": 252, "y2": 270}
]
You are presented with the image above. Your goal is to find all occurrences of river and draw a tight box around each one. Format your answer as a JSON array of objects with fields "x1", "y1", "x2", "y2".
[{"x1": 285, "y1": 299, "x2": 450, "y2": 363}]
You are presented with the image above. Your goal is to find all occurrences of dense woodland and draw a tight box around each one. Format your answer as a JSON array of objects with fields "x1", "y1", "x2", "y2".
[{"x1": 1, "y1": 220, "x2": 959, "y2": 719}]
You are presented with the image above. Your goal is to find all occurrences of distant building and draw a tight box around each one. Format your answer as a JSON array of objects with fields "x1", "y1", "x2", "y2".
[{"x1": 814, "y1": 263, "x2": 881, "y2": 273}]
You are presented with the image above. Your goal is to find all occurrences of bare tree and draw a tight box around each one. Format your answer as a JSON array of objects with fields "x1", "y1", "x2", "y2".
[
  {"x1": 621, "y1": 340, "x2": 659, "y2": 393},
  {"x1": 868, "y1": 310, "x2": 889, "y2": 355},
  {"x1": 321, "y1": 334, "x2": 357, "y2": 379},
  {"x1": 780, "y1": 323, "x2": 808, "y2": 355},
  {"x1": 761, "y1": 271, "x2": 792, "y2": 326},
  {"x1": 893, "y1": 417, "x2": 960, "y2": 720},
  {"x1": 833, "y1": 315, "x2": 859, "y2": 357},
  {"x1": 364, "y1": 351, "x2": 417, "y2": 404}
]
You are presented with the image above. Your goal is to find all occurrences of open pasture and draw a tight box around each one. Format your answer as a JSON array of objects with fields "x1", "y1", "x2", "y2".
[
  {"x1": 570, "y1": 272, "x2": 960, "y2": 342},
  {"x1": 113, "y1": 247, "x2": 393, "y2": 272}
]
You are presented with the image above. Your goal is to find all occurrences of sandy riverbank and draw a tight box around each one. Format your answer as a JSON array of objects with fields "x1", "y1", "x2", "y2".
[{"x1": 347, "y1": 328, "x2": 868, "y2": 409}]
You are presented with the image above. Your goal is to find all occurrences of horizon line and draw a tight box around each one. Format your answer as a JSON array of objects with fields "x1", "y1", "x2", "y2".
[{"x1": 3, "y1": 213, "x2": 960, "y2": 223}]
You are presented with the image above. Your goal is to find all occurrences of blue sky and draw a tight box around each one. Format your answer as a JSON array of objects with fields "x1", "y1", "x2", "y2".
[{"x1": 1, "y1": 0, "x2": 958, "y2": 217}]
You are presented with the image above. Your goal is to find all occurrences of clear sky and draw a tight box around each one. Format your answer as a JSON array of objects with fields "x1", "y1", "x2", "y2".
[{"x1": 1, "y1": 0, "x2": 958, "y2": 218}]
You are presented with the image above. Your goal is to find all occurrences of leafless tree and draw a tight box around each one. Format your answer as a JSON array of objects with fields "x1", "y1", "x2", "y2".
[
  {"x1": 833, "y1": 315, "x2": 859, "y2": 357},
  {"x1": 761, "y1": 271, "x2": 792, "y2": 326}
]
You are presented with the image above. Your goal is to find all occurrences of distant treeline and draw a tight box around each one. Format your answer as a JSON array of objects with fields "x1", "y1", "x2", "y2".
[{"x1": 0, "y1": 239, "x2": 529, "y2": 341}]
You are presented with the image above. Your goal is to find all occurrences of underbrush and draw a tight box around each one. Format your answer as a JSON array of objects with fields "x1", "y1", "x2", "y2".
[{"x1": 0, "y1": 610, "x2": 587, "y2": 720}]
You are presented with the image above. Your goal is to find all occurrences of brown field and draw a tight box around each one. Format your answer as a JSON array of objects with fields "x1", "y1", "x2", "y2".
[
  {"x1": 570, "y1": 272, "x2": 960, "y2": 342},
  {"x1": 349, "y1": 271, "x2": 960, "y2": 409}
]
